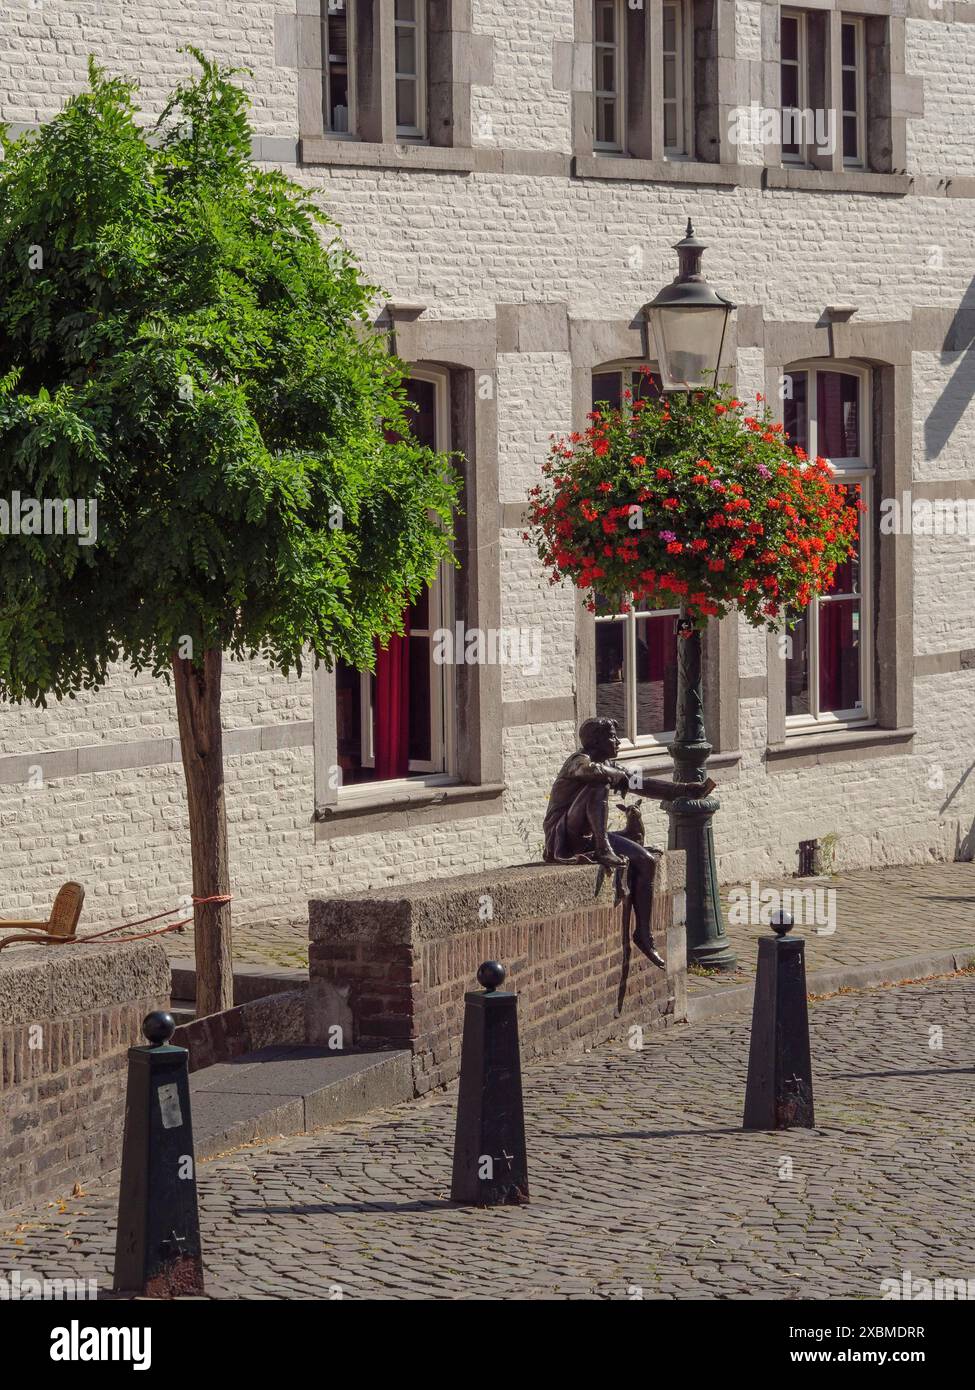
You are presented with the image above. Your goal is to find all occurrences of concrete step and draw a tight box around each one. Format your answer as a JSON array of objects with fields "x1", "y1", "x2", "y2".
[
  {"x1": 189, "y1": 1045, "x2": 414, "y2": 1159},
  {"x1": 169, "y1": 999, "x2": 196, "y2": 1026},
  {"x1": 169, "y1": 957, "x2": 307, "y2": 1007}
]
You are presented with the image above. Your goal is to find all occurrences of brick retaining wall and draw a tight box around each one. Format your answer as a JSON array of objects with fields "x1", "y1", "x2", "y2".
[
  {"x1": 0, "y1": 941, "x2": 171, "y2": 1214},
  {"x1": 307, "y1": 854, "x2": 687, "y2": 1095}
]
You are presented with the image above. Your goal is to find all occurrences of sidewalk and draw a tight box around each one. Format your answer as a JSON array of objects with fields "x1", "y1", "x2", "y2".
[{"x1": 690, "y1": 861, "x2": 975, "y2": 1017}]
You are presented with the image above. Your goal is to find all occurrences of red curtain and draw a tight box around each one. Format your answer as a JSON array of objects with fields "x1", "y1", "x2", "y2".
[{"x1": 373, "y1": 609, "x2": 411, "y2": 780}]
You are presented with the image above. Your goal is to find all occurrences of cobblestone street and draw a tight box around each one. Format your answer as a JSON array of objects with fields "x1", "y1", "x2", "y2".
[{"x1": 4, "y1": 972, "x2": 974, "y2": 1300}]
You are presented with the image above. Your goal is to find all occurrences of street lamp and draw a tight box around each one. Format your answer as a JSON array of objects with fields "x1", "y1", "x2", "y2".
[
  {"x1": 644, "y1": 220, "x2": 735, "y2": 392},
  {"x1": 646, "y1": 219, "x2": 738, "y2": 972}
]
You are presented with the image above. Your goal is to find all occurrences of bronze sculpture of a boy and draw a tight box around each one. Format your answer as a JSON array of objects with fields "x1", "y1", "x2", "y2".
[{"x1": 543, "y1": 717, "x2": 713, "y2": 969}]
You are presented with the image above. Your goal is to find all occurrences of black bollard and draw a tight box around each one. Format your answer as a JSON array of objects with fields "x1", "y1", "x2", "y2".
[
  {"x1": 743, "y1": 911, "x2": 815, "y2": 1130},
  {"x1": 113, "y1": 1011, "x2": 205, "y2": 1297},
  {"x1": 450, "y1": 962, "x2": 529, "y2": 1206}
]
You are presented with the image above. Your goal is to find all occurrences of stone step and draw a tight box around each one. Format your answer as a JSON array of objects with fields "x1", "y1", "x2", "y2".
[
  {"x1": 169, "y1": 999, "x2": 196, "y2": 1026},
  {"x1": 189, "y1": 1045, "x2": 414, "y2": 1158},
  {"x1": 169, "y1": 957, "x2": 307, "y2": 1007}
]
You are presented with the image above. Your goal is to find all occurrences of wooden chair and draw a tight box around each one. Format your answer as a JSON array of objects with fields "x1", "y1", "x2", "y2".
[{"x1": 0, "y1": 882, "x2": 85, "y2": 951}]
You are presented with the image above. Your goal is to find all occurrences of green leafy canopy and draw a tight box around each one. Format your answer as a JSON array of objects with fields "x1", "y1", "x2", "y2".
[{"x1": 0, "y1": 51, "x2": 459, "y2": 703}]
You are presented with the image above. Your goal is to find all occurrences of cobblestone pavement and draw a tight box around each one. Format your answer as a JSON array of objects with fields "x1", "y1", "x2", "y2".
[
  {"x1": 4, "y1": 973, "x2": 974, "y2": 1300},
  {"x1": 151, "y1": 860, "x2": 975, "y2": 982}
]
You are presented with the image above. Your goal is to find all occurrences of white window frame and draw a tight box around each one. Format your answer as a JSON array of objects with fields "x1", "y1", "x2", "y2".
[
  {"x1": 339, "y1": 366, "x2": 455, "y2": 800},
  {"x1": 780, "y1": 8, "x2": 810, "y2": 165},
  {"x1": 395, "y1": 0, "x2": 428, "y2": 141},
  {"x1": 661, "y1": 0, "x2": 693, "y2": 159},
  {"x1": 323, "y1": 0, "x2": 356, "y2": 138},
  {"x1": 783, "y1": 361, "x2": 874, "y2": 733},
  {"x1": 840, "y1": 15, "x2": 866, "y2": 169},
  {"x1": 593, "y1": 0, "x2": 626, "y2": 153},
  {"x1": 591, "y1": 361, "x2": 679, "y2": 753}
]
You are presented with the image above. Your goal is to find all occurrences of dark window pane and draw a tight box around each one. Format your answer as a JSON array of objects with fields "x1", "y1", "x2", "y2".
[
  {"x1": 842, "y1": 69, "x2": 857, "y2": 112},
  {"x1": 407, "y1": 636, "x2": 432, "y2": 762},
  {"x1": 781, "y1": 16, "x2": 799, "y2": 62},
  {"x1": 404, "y1": 377, "x2": 437, "y2": 448},
  {"x1": 783, "y1": 370, "x2": 808, "y2": 452},
  {"x1": 785, "y1": 611, "x2": 810, "y2": 717},
  {"x1": 635, "y1": 615, "x2": 678, "y2": 736},
  {"x1": 592, "y1": 372, "x2": 622, "y2": 411},
  {"x1": 336, "y1": 661, "x2": 371, "y2": 783},
  {"x1": 817, "y1": 371, "x2": 859, "y2": 458},
  {"x1": 664, "y1": 102, "x2": 677, "y2": 148},
  {"x1": 819, "y1": 599, "x2": 861, "y2": 713},
  {"x1": 594, "y1": 0, "x2": 616, "y2": 44},
  {"x1": 843, "y1": 115, "x2": 859, "y2": 161},
  {"x1": 407, "y1": 586, "x2": 430, "y2": 629},
  {"x1": 595, "y1": 621, "x2": 627, "y2": 730},
  {"x1": 781, "y1": 66, "x2": 799, "y2": 109},
  {"x1": 633, "y1": 369, "x2": 662, "y2": 400},
  {"x1": 597, "y1": 49, "x2": 617, "y2": 92},
  {"x1": 396, "y1": 78, "x2": 417, "y2": 130},
  {"x1": 595, "y1": 97, "x2": 618, "y2": 146},
  {"x1": 841, "y1": 22, "x2": 857, "y2": 66}
]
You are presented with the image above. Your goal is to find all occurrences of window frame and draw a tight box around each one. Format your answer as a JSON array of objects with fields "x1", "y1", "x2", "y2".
[
  {"x1": 591, "y1": 360, "x2": 680, "y2": 753},
  {"x1": 394, "y1": 0, "x2": 428, "y2": 142},
  {"x1": 323, "y1": 0, "x2": 357, "y2": 138},
  {"x1": 840, "y1": 15, "x2": 867, "y2": 170},
  {"x1": 661, "y1": 0, "x2": 694, "y2": 159},
  {"x1": 780, "y1": 8, "x2": 810, "y2": 166},
  {"x1": 338, "y1": 365, "x2": 456, "y2": 800},
  {"x1": 783, "y1": 361, "x2": 874, "y2": 734},
  {"x1": 593, "y1": 0, "x2": 627, "y2": 154}
]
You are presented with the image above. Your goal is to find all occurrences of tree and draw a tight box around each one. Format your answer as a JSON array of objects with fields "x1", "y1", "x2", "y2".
[
  {"x1": 526, "y1": 378, "x2": 859, "y2": 628},
  {"x1": 0, "y1": 54, "x2": 458, "y2": 1016}
]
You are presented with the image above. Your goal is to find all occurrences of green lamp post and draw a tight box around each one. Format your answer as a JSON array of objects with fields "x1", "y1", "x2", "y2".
[{"x1": 644, "y1": 220, "x2": 738, "y2": 971}]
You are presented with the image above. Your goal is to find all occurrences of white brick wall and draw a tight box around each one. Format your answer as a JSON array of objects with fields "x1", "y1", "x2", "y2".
[{"x1": 1, "y1": 2, "x2": 975, "y2": 935}]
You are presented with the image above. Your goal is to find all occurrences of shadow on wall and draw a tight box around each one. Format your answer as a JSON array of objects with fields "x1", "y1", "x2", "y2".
[{"x1": 924, "y1": 276, "x2": 975, "y2": 460}]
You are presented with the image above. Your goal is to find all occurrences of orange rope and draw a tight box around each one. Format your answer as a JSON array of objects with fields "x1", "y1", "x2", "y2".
[{"x1": 66, "y1": 894, "x2": 234, "y2": 947}]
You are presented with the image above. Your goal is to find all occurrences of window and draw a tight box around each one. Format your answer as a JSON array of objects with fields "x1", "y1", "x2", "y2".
[
  {"x1": 335, "y1": 370, "x2": 453, "y2": 785},
  {"x1": 591, "y1": 0, "x2": 694, "y2": 159},
  {"x1": 661, "y1": 0, "x2": 691, "y2": 156},
  {"x1": 324, "y1": 0, "x2": 355, "y2": 135},
  {"x1": 782, "y1": 364, "x2": 873, "y2": 729},
  {"x1": 780, "y1": 10, "x2": 808, "y2": 163},
  {"x1": 781, "y1": 9, "x2": 874, "y2": 170},
  {"x1": 591, "y1": 365, "x2": 678, "y2": 748},
  {"x1": 395, "y1": 0, "x2": 427, "y2": 140},
  {"x1": 594, "y1": 0, "x2": 625, "y2": 151},
  {"x1": 841, "y1": 17, "x2": 865, "y2": 168}
]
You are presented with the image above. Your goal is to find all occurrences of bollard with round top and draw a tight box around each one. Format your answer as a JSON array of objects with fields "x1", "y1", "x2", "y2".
[
  {"x1": 113, "y1": 1010, "x2": 204, "y2": 1297},
  {"x1": 742, "y1": 908, "x2": 816, "y2": 1130},
  {"x1": 450, "y1": 961, "x2": 529, "y2": 1206}
]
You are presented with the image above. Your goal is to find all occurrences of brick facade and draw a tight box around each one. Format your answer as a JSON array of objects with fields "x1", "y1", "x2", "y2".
[{"x1": 0, "y1": 941, "x2": 171, "y2": 1214}]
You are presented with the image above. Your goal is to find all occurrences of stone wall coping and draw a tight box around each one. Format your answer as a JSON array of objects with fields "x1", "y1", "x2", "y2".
[
  {"x1": 0, "y1": 939, "x2": 171, "y2": 1028},
  {"x1": 309, "y1": 853, "x2": 687, "y2": 946}
]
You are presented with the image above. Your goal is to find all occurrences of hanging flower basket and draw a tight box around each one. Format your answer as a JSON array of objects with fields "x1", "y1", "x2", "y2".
[{"x1": 525, "y1": 379, "x2": 861, "y2": 630}]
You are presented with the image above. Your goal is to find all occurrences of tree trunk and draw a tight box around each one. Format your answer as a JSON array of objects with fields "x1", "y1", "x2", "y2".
[{"x1": 172, "y1": 647, "x2": 233, "y2": 1018}]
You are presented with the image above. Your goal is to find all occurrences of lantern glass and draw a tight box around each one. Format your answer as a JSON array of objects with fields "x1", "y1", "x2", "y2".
[{"x1": 649, "y1": 302, "x2": 731, "y2": 392}]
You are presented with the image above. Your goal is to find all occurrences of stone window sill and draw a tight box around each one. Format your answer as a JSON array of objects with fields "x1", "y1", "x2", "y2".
[
  {"x1": 299, "y1": 138, "x2": 476, "y2": 174},
  {"x1": 616, "y1": 747, "x2": 742, "y2": 773},
  {"x1": 313, "y1": 780, "x2": 506, "y2": 839},
  {"x1": 573, "y1": 155, "x2": 748, "y2": 187},
  {"x1": 767, "y1": 725, "x2": 915, "y2": 766},
  {"x1": 764, "y1": 166, "x2": 912, "y2": 197}
]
